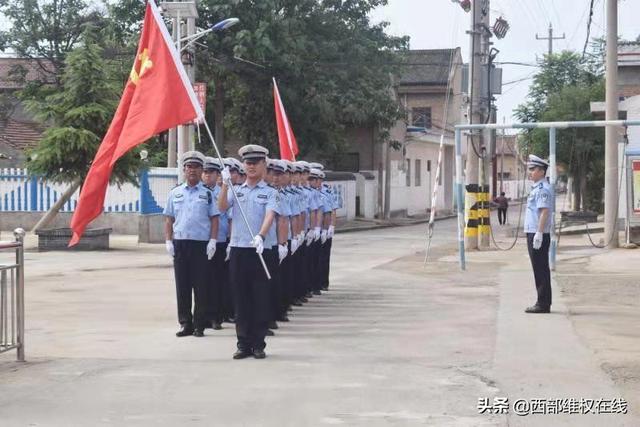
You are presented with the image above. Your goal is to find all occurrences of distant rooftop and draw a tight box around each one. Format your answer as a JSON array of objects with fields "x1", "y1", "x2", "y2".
[
  {"x1": 0, "y1": 58, "x2": 56, "y2": 90},
  {"x1": 398, "y1": 49, "x2": 460, "y2": 86}
]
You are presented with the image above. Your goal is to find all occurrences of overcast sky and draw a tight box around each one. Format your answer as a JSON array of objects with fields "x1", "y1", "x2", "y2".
[{"x1": 370, "y1": 0, "x2": 640, "y2": 122}]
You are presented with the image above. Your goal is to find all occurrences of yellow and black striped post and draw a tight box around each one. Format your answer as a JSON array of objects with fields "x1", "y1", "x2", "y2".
[
  {"x1": 464, "y1": 184, "x2": 479, "y2": 246},
  {"x1": 478, "y1": 184, "x2": 491, "y2": 240}
]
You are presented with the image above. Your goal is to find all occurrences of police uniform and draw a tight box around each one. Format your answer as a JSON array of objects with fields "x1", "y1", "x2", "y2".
[
  {"x1": 318, "y1": 172, "x2": 336, "y2": 291},
  {"x1": 524, "y1": 154, "x2": 554, "y2": 313},
  {"x1": 224, "y1": 145, "x2": 281, "y2": 358},
  {"x1": 308, "y1": 167, "x2": 328, "y2": 295},
  {"x1": 203, "y1": 157, "x2": 231, "y2": 328},
  {"x1": 164, "y1": 151, "x2": 220, "y2": 336}
]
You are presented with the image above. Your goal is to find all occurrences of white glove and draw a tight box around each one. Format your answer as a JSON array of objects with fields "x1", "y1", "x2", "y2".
[
  {"x1": 328, "y1": 225, "x2": 335, "y2": 238},
  {"x1": 225, "y1": 244, "x2": 231, "y2": 261},
  {"x1": 278, "y1": 243, "x2": 288, "y2": 264},
  {"x1": 165, "y1": 240, "x2": 174, "y2": 257},
  {"x1": 221, "y1": 166, "x2": 231, "y2": 184},
  {"x1": 313, "y1": 227, "x2": 321, "y2": 242},
  {"x1": 291, "y1": 238, "x2": 299, "y2": 254},
  {"x1": 251, "y1": 234, "x2": 264, "y2": 255},
  {"x1": 305, "y1": 230, "x2": 314, "y2": 246},
  {"x1": 206, "y1": 238, "x2": 217, "y2": 260},
  {"x1": 321, "y1": 229, "x2": 328, "y2": 244},
  {"x1": 532, "y1": 232, "x2": 543, "y2": 250}
]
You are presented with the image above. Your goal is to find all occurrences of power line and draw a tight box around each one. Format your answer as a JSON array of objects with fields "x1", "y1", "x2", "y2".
[{"x1": 582, "y1": 0, "x2": 596, "y2": 59}]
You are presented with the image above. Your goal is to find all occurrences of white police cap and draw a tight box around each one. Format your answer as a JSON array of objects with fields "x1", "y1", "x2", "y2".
[
  {"x1": 309, "y1": 162, "x2": 324, "y2": 171},
  {"x1": 296, "y1": 161, "x2": 311, "y2": 172},
  {"x1": 527, "y1": 154, "x2": 549, "y2": 169},
  {"x1": 281, "y1": 159, "x2": 294, "y2": 172},
  {"x1": 203, "y1": 156, "x2": 222, "y2": 171},
  {"x1": 309, "y1": 168, "x2": 323, "y2": 178},
  {"x1": 238, "y1": 144, "x2": 269, "y2": 161},
  {"x1": 181, "y1": 150, "x2": 205, "y2": 166},
  {"x1": 271, "y1": 159, "x2": 287, "y2": 173}
]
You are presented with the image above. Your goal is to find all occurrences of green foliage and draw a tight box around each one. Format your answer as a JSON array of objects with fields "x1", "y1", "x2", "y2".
[
  {"x1": 0, "y1": 0, "x2": 105, "y2": 85},
  {"x1": 24, "y1": 26, "x2": 141, "y2": 187},
  {"x1": 196, "y1": 0, "x2": 408, "y2": 159},
  {"x1": 515, "y1": 50, "x2": 605, "y2": 212}
]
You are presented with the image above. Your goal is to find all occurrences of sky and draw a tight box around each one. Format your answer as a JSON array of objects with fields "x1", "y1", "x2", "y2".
[{"x1": 370, "y1": 0, "x2": 640, "y2": 122}]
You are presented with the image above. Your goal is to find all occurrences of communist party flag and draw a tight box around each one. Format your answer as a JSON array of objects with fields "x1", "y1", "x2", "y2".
[
  {"x1": 272, "y1": 78, "x2": 299, "y2": 161},
  {"x1": 69, "y1": 0, "x2": 202, "y2": 246}
]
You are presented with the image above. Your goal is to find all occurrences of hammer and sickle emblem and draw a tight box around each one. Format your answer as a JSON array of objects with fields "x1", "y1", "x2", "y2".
[{"x1": 130, "y1": 48, "x2": 153, "y2": 85}]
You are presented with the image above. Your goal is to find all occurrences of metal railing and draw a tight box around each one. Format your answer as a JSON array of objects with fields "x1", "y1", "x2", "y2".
[{"x1": 0, "y1": 228, "x2": 25, "y2": 361}]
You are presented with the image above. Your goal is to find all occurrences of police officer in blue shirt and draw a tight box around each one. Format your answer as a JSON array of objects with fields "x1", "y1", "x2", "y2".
[
  {"x1": 218, "y1": 144, "x2": 281, "y2": 360},
  {"x1": 524, "y1": 154, "x2": 554, "y2": 314},
  {"x1": 164, "y1": 151, "x2": 220, "y2": 337},
  {"x1": 202, "y1": 156, "x2": 231, "y2": 330}
]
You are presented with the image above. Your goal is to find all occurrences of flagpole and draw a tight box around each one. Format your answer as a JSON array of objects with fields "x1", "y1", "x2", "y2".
[{"x1": 200, "y1": 120, "x2": 271, "y2": 280}]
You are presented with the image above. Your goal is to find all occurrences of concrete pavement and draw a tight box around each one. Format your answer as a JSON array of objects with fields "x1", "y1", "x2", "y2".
[{"x1": 0, "y1": 213, "x2": 638, "y2": 426}]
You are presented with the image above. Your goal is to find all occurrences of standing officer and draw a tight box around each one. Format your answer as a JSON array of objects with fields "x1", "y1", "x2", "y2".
[
  {"x1": 164, "y1": 151, "x2": 220, "y2": 337},
  {"x1": 218, "y1": 144, "x2": 281, "y2": 359},
  {"x1": 524, "y1": 154, "x2": 554, "y2": 314},
  {"x1": 202, "y1": 156, "x2": 230, "y2": 330}
]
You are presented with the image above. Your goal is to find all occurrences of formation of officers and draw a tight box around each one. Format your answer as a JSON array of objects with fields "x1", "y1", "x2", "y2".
[{"x1": 164, "y1": 144, "x2": 342, "y2": 359}]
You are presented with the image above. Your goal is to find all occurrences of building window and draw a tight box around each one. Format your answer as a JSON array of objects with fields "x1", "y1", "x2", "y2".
[
  {"x1": 415, "y1": 159, "x2": 421, "y2": 186},
  {"x1": 406, "y1": 159, "x2": 411, "y2": 186},
  {"x1": 411, "y1": 107, "x2": 432, "y2": 129}
]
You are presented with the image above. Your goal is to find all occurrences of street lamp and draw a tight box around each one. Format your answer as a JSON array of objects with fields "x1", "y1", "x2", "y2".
[
  {"x1": 179, "y1": 18, "x2": 240, "y2": 52},
  {"x1": 451, "y1": 0, "x2": 471, "y2": 12}
]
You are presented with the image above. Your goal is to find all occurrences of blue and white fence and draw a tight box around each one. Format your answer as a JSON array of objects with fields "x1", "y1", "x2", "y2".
[
  {"x1": 0, "y1": 168, "x2": 146, "y2": 213},
  {"x1": 0, "y1": 167, "x2": 352, "y2": 219}
]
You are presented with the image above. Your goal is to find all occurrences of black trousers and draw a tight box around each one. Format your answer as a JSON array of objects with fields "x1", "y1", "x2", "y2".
[
  {"x1": 229, "y1": 247, "x2": 271, "y2": 351},
  {"x1": 296, "y1": 243, "x2": 310, "y2": 297},
  {"x1": 205, "y1": 241, "x2": 228, "y2": 324},
  {"x1": 292, "y1": 243, "x2": 305, "y2": 299},
  {"x1": 309, "y1": 239, "x2": 322, "y2": 292},
  {"x1": 173, "y1": 240, "x2": 208, "y2": 329},
  {"x1": 280, "y1": 240, "x2": 293, "y2": 311},
  {"x1": 498, "y1": 208, "x2": 507, "y2": 225},
  {"x1": 265, "y1": 247, "x2": 279, "y2": 322},
  {"x1": 320, "y1": 238, "x2": 332, "y2": 289},
  {"x1": 526, "y1": 233, "x2": 552, "y2": 308}
]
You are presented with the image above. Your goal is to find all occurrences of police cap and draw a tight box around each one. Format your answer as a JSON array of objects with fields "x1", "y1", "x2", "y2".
[
  {"x1": 238, "y1": 144, "x2": 269, "y2": 161},
  {"x1": 181, "y1": 151, "x2": 205, "y2": 167},
  {"x1": 203, "y1": 156, "x2": 222, "y2": 171},
  {"x1": 527, "y1": 154, "x2": 549, "y2": 169}
]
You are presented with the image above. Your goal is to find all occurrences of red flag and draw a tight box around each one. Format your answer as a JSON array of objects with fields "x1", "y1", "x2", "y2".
[
  {"x1": 272, "y1": 78, "x2": 299, "y2": 161},
  {"x1": 69, "y1": 1, "x2": 202, "y2": 246}
]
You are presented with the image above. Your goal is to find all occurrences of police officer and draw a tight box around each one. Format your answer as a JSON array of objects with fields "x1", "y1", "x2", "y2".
[
  {"x1": 524, "y1": 154, "x2": 554, "y2": 314},
  {"x1": 202, "y1": 156, "x2": 230, "y2": 330},
  {"x1": 308, "y1": 167, "x2": 329, "y2": 295},
  {"x1": 218, "y1": 144, "x2": 281, "y2": 359},
  {"x1": 164, "y1": 151, "x2": 220, "y2": 337}
]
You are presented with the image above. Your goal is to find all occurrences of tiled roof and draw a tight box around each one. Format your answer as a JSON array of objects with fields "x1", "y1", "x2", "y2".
[
  {"x1": 0, "y1": 118, "x2": 44, "y2": 150},
  {"x1": 398, "y1": 49, "x2": 459, "y2": 86},
  {"x1": 0, "y1": 58, "x2": 56, "y2": 90}
]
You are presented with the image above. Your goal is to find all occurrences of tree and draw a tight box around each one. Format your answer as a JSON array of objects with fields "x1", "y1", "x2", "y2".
[
  {"x1": 0, "y1": 0, "x2": 104, "y2": 86},
  {"x1": 24, "y1": 25, "x2": 141, "y2": 229},
  {"x1": 515, "y1": 51, "x2": 605, "y2": 212},
  {"x1": 195, "y1": 0, "x2": 408, "y2": 160}
]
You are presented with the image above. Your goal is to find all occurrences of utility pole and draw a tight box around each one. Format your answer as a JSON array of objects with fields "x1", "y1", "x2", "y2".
[
  {"x1": 536, "y1": 23, "x2": 565, "y2": 56},
  {"x1": 604, "y1": 0, "x2": 619, "y2": 248},
  {"x1": 464, "y1": 0, "x2": 483, "y2": 250}
]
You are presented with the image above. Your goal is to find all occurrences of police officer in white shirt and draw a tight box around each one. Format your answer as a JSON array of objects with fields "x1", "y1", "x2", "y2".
[
  {"x1": 164, "y1": 151, "x2": 220, "y2": 337},
  {"x1": 524, "y1": 154, "x2": 554, "y2": 314}
]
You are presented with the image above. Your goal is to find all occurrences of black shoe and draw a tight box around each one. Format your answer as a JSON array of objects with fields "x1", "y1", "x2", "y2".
[
  {"x1": 313, "y1": 290, "x2": 321, "y2": 295},
  {"x1": 525, "y1": 305, "x2": 550, "y2": 314},
  {"x1": 292, "y1": 300, "x2": 303, "y2": 306},
  {"x1": 253, "y1": 349, "x2": 266, "y2": 359},
  {"x1": 176, "y1": 326, "x2": 194, "y2": 337},
  {"x1": 266, "y1": 329, "x2": 275, "y2": 336},
  {"x1": 300, "y1": 297, "x2": 309, "y2": 303},
  {"x1": 193, "y1": 329, "x2": 204, "y2": 337},
  {"x1": 268, "y1": 321, "x2": 278, "y2": 330},
  {"x1": 287, "y1": 305, "x2": 294, "y2": 311},
  {"x1": 306, "y1": 292, "x2": 313, "y2": 298},
  {"x1": 213, "y1": 322, "x2": 222, "y2": 330},
  {"x1": 321, "y1": 287, "x2": 328, "y2": 291},
  {"x1": 233, "y1": 349, "x2": 252, "y2": 360},
  {"x1": 277, "y1": 316, "x2": 289, "y2": 322}
]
